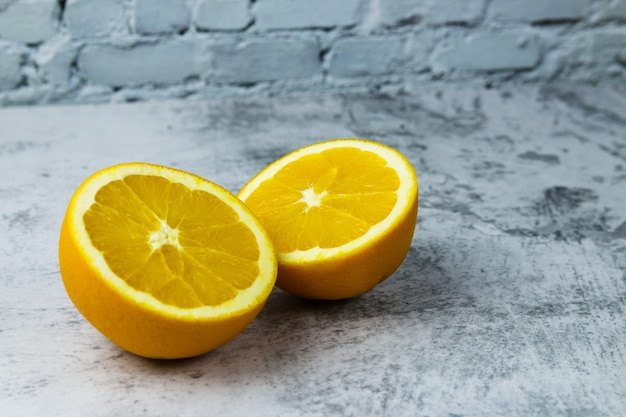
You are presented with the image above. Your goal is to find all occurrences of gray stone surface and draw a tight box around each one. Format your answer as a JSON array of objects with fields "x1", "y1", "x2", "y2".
[
  {"x1": 133, "y1": 0, "x2": 190, "y2": 35},
  {"x1": 1, "y1": 84, "x2": 625, "y2": 416}
]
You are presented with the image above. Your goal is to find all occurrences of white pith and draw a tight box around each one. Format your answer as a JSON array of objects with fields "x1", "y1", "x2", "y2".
[
  {"x1": 300, "y1": 187, "x2": 326, "y2": 209},
  {"x1": 148, "y1": 219, "x2": 181, "y2": 251}
]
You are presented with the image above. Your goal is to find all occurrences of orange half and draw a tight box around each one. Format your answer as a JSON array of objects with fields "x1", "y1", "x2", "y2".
[
  {"x1": 238, "y1": 139, "x2": 418, "y2": 299},
  {"x1": 59, "y1": 163, "x2": 277, "y2": 359}
]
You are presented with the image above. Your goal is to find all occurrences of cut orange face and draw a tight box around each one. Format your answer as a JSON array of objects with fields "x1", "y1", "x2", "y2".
[
  {"x1": 238, "y1": 139, "x2": 418, "y2": 300},
  {"x1": 59, "y1": 163, "x2": 277, "y2": 359}
]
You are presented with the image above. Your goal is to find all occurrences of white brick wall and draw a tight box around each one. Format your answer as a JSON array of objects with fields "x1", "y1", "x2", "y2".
[{"x1": 0, "y1": 0, "x2": 624, "y2": 105}]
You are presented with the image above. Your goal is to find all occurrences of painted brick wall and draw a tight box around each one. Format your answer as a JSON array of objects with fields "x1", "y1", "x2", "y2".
[{"x1": 0, "y1": 0, "x2": 625, "y2": 106}]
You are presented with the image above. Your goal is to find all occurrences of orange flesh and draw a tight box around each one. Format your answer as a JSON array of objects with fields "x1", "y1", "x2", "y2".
[
  {"x1": 243, "y1": 148, "x2": 400, "y2": 253},
  {"x1": 82, "y1": 174, "x2": 260, "y2": 308}
]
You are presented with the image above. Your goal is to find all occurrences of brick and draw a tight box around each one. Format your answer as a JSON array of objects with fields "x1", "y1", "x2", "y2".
[
  {"x1": 379, "y1": 0, "x2": 485, "y2": 26},
  {"x1": 600, "y1": 0, "x2": 626, "y2": 20},
  {"x1": 35, "y1": 35, "x2": 76, "y2": 85},
  {"x1": 134, "y1": 0, "x2": 190, "y2": 34},
  {"x1": 407, "y1": 30, "x2": 436, "y2": 70},
  {"x1": 489, "y1": 0, "x2": 587, "y2": 23},
  {"x1": 77, "y1": 41, "x2": 200, "y2": 87},
  {"x1": 589, "y1": 31, "x2": 626, "y2": 64},
  {"x1": 435, "y1": 32, "x2": 541, "y2": 72},
  {"x1": 0, "y1": 0, "x2": 59, "y2": 44},
  {"x1": 254, "y1": 0, "x2": 360, "y2": 30},
  {"x1": 209, "y1": 39, "x2": 320, "y2": 83},
  {"x1": 0, "y1": 46, "x2": 22, "y2": 90},
  {"x1": 196, "y1": 0, "x2": 251, "y2": 31},
  {"x1": 328, "y1": 37, "x2": 404, "y2": 78},
  {"x1": 65, "y1": 0, "x2": 126, "y2": 38}
]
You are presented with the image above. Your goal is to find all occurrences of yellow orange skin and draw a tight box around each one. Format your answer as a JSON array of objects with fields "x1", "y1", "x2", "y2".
[
  {"x1": 275, "y1": 189, "x2": 417, "y2": 300},
  {"x1": 60, "y1": 225, "x2": 267, "y2": 359},
  {"x1": 58, "y1": 164, "x2": 276, "y2": 359}
]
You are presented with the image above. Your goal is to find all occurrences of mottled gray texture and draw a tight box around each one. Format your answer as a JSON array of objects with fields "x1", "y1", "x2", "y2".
[{"x1": 1, "y1": 84, "x2": 625, "y2": 416}]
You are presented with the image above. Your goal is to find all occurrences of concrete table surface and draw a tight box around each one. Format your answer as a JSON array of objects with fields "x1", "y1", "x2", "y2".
[{"x1": 1, "y1": 84, "x2": 625, "y2": 417}]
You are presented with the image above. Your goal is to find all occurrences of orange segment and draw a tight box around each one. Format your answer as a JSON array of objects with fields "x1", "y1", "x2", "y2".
[
  {"x1": 59, "y1": 163, "x2": 277, "y2": 359},
  {"x1": 83, "y1": 175, "x2": 259, "y2": 307},
  {"x1": 238, "y1": 138, "x2": 418, "y2": 300},
  {"x1": 244, "y1": 148, "x2": 401, "y2": 252}
]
